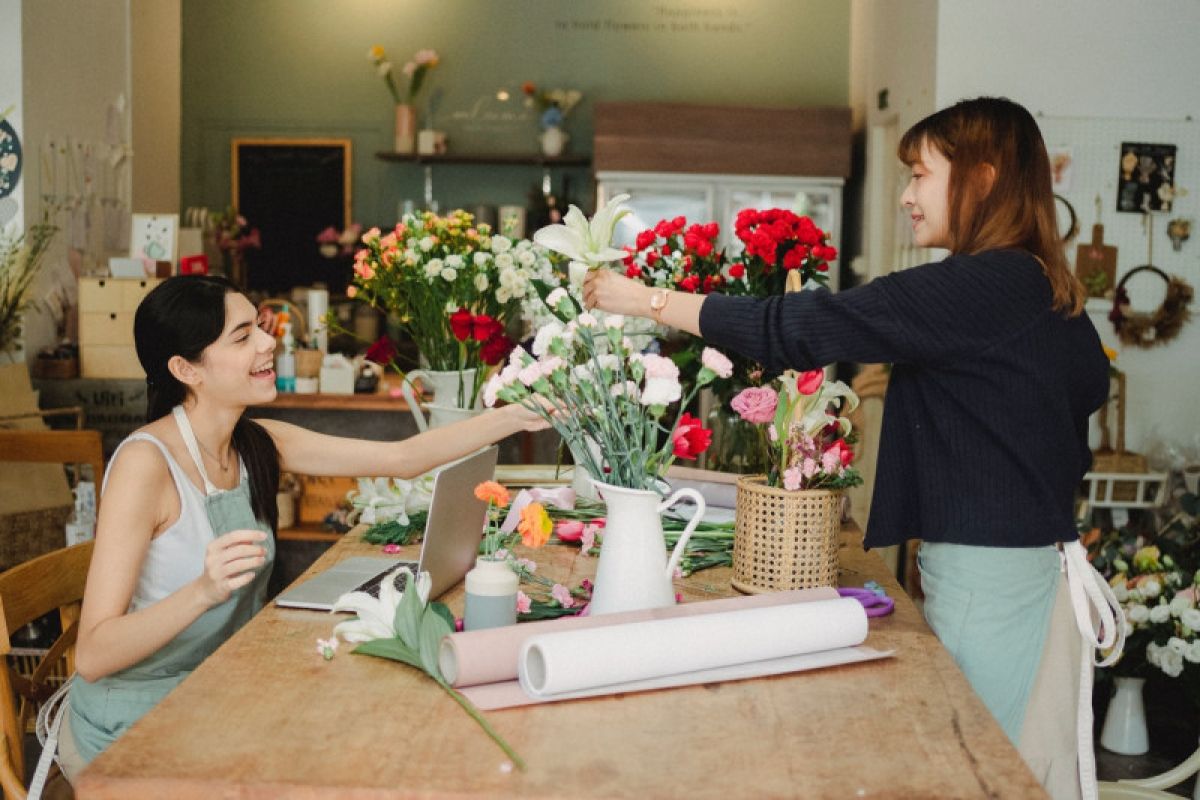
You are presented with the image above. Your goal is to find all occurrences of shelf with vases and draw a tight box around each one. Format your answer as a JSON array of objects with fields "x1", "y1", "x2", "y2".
[{"x1": 373, "y1": 151, "x2": 591, "y2": 167}]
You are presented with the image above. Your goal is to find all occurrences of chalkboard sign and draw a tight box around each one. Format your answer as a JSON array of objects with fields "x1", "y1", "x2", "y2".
[{"x1": 232, "y1": 138, "x2": 351, "y2": 293}]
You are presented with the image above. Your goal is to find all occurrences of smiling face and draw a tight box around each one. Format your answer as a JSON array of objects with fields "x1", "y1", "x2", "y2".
[
  {"x1": 186, "y1": 293, "x2": 278, "y2": 406},
  {"x1": 900, "y1": 139, "x2": 952, "y2": 249}
]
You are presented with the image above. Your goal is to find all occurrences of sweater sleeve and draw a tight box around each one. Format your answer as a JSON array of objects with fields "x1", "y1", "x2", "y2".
[{"x1": 698, "y1": 250, "x2": 1052, "y2": 371}]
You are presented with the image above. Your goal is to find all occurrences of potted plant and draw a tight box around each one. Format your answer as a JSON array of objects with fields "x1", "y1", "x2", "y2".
[{"x1": 727, "y1": 370, "x2": 863, "y2": 592}]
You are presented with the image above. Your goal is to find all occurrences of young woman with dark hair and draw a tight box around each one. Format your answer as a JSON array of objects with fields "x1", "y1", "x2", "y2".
[
  {"x1": 583, "y1": 98, "x2": 1118, "y2": 799},
  {"x1": 58, "y1": 275, "x2": 547, "y2": 777}
]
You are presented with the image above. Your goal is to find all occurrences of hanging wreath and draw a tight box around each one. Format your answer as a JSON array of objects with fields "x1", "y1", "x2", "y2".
[{"x1": 1109, "y1": 265, "x2": 1194, "y2": 348}]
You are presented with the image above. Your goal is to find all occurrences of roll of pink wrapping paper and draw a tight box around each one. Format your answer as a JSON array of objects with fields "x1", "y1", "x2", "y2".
[{"x1": 437, "y1": 586, "x2": 838, "y2": 688}]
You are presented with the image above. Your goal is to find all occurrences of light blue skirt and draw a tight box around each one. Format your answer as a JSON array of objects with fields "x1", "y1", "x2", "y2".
[{"x1": 918, "y1": 541, "x2": 1061, "y2": 744}]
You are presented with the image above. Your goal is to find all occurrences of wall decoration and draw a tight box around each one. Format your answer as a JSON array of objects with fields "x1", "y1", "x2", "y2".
[
  {"x1": 1049, "y1": 146, "x2": 1073, "y2": 192},
  {"x1": 0, "y1": 113, "x2": 22, "y2": 218},
  {"x1": 1117, "y1": 141, "x2": 1177, "y2": 213},
  {"x1": 1054, "y1": 193, "x2": 1079, "y2": 245},
  {"x1": 130, "y1": 213, "x2": 179, "y2": 264},
  {"x1": 1109, "y1": 265, "x2": 1193, "y2": 348}
]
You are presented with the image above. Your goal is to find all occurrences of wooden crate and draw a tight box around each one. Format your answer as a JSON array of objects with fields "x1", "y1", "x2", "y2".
[{"x1": 78, "y1": 277, "x2": 162, "y2": 378}]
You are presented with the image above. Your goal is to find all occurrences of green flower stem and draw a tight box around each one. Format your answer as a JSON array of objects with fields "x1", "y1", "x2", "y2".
[{"x1": 436, "y1": 678, "x2": 526, "y2": 771}]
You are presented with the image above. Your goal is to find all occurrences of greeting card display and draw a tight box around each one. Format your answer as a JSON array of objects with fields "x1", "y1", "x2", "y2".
[{"x1": 130, "y1": 213, "x2": 179, "y2": 264}]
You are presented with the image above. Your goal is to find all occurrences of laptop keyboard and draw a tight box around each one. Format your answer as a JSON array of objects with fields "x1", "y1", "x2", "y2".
[{"x1": 352, "y1": 563, "x2": 419, "y2": 598}]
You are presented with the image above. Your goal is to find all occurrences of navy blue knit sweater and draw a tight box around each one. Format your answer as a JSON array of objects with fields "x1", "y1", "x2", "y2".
[{"x1": 699, "y1": 249, "x2": 1110, "y2": 549}]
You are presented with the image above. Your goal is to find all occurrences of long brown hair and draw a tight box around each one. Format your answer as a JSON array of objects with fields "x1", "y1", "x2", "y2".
[{"x1": 898, "y1": 97, "x2": 1085, "y2": 316}]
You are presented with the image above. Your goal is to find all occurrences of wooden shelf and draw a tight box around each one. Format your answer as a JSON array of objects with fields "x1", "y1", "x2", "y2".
[
  {"x1": 252, "y1": 392, "x2": 412, "y2": 412},
  {"x1": 374, "y1": 151, "x2": 591, "y2": 168}
]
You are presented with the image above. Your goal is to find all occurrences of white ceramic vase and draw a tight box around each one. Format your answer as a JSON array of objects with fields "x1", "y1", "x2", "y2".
[
  {"x1": 399, "y1": 368, "x2": 481, "y2": 432},
  {"x1": 588, "y1": 481, "x2": 705, "y2": 616},
  {"x1": 463, "y1": 557, "x2": 519, "y2": 631},
  {"x1": 1100, "y1": 676, "x2": 1150, "y2": 755}
]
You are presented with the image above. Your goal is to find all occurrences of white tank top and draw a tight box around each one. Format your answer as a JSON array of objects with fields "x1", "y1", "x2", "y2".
[{"x1": 101, "y1": 431, "x2": 244, "y2": 613}]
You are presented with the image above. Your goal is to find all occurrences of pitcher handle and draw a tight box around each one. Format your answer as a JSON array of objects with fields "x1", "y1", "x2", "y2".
[
  {"x1": 658, "y1": 488, "x2": 706, "y2": 581},
  {"x1": 398, "y1": 369, "x2": 430, "y2": 433}
]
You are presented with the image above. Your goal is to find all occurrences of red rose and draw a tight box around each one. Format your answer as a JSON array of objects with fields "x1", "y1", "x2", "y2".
[
  {"x1": 702, "y1": 275, "x2": 722, "y2": 293},
  {"x1": 626, "y1": 263, "x2": 643, "y2": 278},
  {"x1": 654, "y1": 219, "x2": 674, "y2": 238},
  {"x1": 646, "y1": 250, "x2": 660, "y2": 266},
  {"x1": 782, "y1": 246, "x2": 805, "y2": 270},
  {"x1": 635, "y1": 229, "x2": 657, "y2": 251},
  {"x1": 796, "y1": 369, "x2": 824, "y2": 395},
  {"x1": 682, "y1": 255, "x2": 693, "y2": 272},
  {"x1": 679, "y1": 274, "x2": 700, "y2": 293},
  {"x1": 702, "y1": 222, "x2": 720, "y2": 240},
  {"x1": 364, "y1": 335, "x2": 398, "y2": 366},
  {"x1": 827, "y1": 439, "x2": 854, "y2": 466},
  {"x1": 671, "y1": 412, "x2": 712, "y2": 460},
  {"x1": 670, "y1": 215, "x2": 686, "y2": 233},
  {"x1": 480, "y1": 333, "x2": 515, "y2": 365},
  {"x1": 728, "y1": 262, "x2": 745, "y2": 279},
  {"x1": 449, "y1": 307, "x2": 473, "y2": 341},
  {"x1": 694, "y1": 239, "x2": 713, "y2": 258},
  {"x1": 472, "y1": 314, "x2": 499, "y2": 342}
]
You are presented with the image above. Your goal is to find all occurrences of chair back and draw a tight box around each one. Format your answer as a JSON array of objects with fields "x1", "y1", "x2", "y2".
[
  {"x1": 0, "y1": 428, "x2": 105, "y2": 489},
  {"x1": 0, "y1": 540, "x2": 94, "y2": 799}
]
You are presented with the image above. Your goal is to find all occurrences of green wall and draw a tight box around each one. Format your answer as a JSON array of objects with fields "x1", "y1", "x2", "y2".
[{"x1": 180, "y1": 0, "x2": 850, "y2": 228}]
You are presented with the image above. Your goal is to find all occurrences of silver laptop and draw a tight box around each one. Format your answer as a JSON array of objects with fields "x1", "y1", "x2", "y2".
[{"x1": 274, "y1": 446, "x2": 498, "y2": 611}]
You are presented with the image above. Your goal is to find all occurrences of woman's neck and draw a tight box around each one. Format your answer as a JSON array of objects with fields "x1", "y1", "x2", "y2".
[{"x1": 181, "y1": 397, "x2": 242, "y2": 457}]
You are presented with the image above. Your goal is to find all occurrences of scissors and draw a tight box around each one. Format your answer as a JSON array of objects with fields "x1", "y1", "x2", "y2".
[{"x1": 837, "y1": 583, "x2": 895, "y2": 617}]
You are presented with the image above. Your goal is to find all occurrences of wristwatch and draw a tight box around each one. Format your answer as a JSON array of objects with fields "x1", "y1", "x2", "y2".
[{"x1": 649, "y1": 289, "x2": 670, "y2": 322}]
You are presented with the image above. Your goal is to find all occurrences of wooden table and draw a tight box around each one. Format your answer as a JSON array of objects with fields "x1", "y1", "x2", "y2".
[{"x1": 76, "y1": 525, "x2": 1048, "y2": 799}]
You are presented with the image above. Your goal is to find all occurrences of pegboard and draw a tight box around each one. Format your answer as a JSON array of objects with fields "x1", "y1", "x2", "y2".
[{"x1": 1037, "y1": 114, "x2": 1199, "y2": 312}]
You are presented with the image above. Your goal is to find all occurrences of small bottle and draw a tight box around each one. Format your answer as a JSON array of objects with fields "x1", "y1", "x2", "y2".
[
  {"x1": 275, "y1": 305, "x2": 296, "y2": 393},
  {"x1": 463, "y1": 557, "x2": 519, "y2": 631}
]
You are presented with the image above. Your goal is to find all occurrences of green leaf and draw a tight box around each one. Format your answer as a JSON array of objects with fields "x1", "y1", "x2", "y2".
[
  {"x1": 393, "y1": 579, "x2": 424, "y2": 648},
  {"x1": 353, "y1": 638, "x2": 423, "y2": 670},
  {"x1": 429, "y1": 601, "x2": 456, "y2": 631},
  {"x1": 418, "y1": 606, "x2": 454, "y2": 679}
]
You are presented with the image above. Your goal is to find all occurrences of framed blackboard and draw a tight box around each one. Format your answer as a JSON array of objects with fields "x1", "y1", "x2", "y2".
[{"x1": 231, "y1": 138, "x2": 352, "y2": 293}]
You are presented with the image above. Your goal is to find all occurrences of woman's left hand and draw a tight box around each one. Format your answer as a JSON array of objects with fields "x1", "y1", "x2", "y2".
[
  {"x1": 505, "y1": 402, "x2": 553, "y2": 432},
  {"x1": 583, "y1": 268, "x2": 652, "y2": 317}
]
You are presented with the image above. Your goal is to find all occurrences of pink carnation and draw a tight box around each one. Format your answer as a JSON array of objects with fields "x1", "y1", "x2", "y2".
[
  {"x1": 783, "y1": 466, "x2": 803, "y2": 491},
  {"x1": 551, "y1": 584, "x2": 574, "y2": 608},
  {"x1": 516, "y1": 590, "x2": 532, "y2": 614},
  {"x1": 731, "y1": 387, "x2": 778, "y2": 425},
  {"x1": 701, "y1": 348, "x2": 734, "y2": 379},
  {"x1": 641, "y1": 354, "x2": 679, "y2": 380}
]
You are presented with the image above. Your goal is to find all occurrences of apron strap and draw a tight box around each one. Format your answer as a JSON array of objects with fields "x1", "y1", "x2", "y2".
[
  {"x1": 1061, "y1": 539, "x2": 1125, "y2": 800},
  {"x1": 29, "y1": 676, "x2": 73, "y2": 800},
  {"x1": 173, "y1": 405, "x2": 219, "y2": 496}
]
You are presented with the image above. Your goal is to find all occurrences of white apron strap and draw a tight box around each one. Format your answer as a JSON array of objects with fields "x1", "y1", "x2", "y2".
[
  {"x1": 172, "y1": 405, "x2": 219, "y2": 495},
  {"x1": 1061, "y1": 539, "x2": 1125, "y2": 800},
  {"x1": 28, "y1": 676, "x2": 73, "y2": 800}
]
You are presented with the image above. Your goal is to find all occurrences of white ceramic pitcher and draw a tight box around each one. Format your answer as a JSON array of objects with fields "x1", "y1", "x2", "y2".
[
  {"x1": 398, "y1": 368, "x2": 479, "y2": 432},
  {"x1": 588, "y1": 481, "x2": 706, "y2": 615}
]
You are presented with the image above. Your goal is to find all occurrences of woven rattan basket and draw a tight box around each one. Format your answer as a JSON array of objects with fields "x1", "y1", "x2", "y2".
[{"x1": 732, "y1": 476, "x2": 841, "y2": 594}]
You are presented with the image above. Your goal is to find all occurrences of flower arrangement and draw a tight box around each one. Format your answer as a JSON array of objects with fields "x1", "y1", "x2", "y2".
[
  {"x1": 729, "y1": 369, "x2": 863, "y2": 491},
  {"x1": 367, "y1": 45, "x2": 439, "y2": 106},
  {"x1": 521, "y1": 82, "x2": 582, "y2": 130},
  {"x1": 0, "y1": 218, "x2": 56, "y2": 355},
  {"x1": 1087, "y1": 491, "x2": 1200, "y2": 688},
  {"x1": 728, "y1": 207, "x2": 838, "y2": 294},
  {"x1": 349, "y1": 209, "x2": 556, "y2": 405},
  {"x1": 621, "y1": 216, "x2": 727, "y2": 295},
  {"x1": 209, "y1": 206, "x2": 260, "y2": 283},
  {"x1": 315, "y1": 223, "x2": 363, "y2": 258},
  {"x1": 483, "y1": 286, "x2": 729, "y2": 492}
]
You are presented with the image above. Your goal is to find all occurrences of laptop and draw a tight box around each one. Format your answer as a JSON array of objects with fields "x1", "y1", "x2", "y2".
[{"x1": 274, "y1": 446, "x2": 499, "y2": 611}]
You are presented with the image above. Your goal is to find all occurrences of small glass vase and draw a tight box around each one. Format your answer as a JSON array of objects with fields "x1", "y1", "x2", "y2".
[
  {"x1": 705, "y1": 408, "x2": 771, "y2": 474},
  {"x1": 463, "y1": 557, "x2": 518, "y2": 631}
]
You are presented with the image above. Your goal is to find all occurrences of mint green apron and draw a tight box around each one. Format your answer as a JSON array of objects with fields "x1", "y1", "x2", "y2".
[{"x1": 67, "y1": 408, "x2": 274, "y2": 765}]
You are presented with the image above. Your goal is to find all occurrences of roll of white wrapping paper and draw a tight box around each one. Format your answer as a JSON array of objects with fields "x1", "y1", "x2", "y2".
[{"x1": 518, "y1": 597, "x2": 868, "y2": 699}]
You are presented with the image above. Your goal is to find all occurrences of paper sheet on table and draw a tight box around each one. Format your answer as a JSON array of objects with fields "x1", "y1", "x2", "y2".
[{"x1": 441, "y1": 589, "x2": 893, "y2": 710}]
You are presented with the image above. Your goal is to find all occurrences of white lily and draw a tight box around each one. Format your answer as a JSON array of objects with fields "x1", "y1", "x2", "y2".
[
  {"x1": 533, "y1": 193, "x2": 630, "y2": 269},
  {"x1": 332, "y1": 569, "x2": 432, "y2": 644}
]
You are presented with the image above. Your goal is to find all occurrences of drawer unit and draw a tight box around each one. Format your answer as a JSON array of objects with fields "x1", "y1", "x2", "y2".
[{"x1": 78, "y1": 277, "x2": 162, "y2": 378}]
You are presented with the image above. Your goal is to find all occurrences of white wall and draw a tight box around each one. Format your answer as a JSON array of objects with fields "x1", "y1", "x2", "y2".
[
  {"x1": 933, "y1": 0, "x2": 1200, "y2": 459},
  {"x1": 20, "y1": 0, "x2": 131, "y2": 360}
]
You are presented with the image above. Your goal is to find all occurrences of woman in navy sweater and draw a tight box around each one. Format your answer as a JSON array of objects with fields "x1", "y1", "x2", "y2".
[{"x1": 584, "y1": 97, "x2": 1116, "y2": 799}]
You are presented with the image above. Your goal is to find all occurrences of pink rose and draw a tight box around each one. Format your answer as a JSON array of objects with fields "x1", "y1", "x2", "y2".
[
  {"x1": 827, "y1": 439, "x2": 854, "y2": 467},
  {"x1": 731, "y1": 387, "x2": 778, "y2": 425},
  {"x1": 796, "y1": 369, "x2": 824, "y2": 395},
  {"x1": 555, "y1": 520, "x2": 584, "y2": 542},
  {"x1": 783, "y1": 466, "x2": 803, "y2": 491}
]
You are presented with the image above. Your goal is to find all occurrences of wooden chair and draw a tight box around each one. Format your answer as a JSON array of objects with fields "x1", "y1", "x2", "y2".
[
  {"x1": 0, "y1": 540, "x2": 94, "y2": 798},
  {"x1": 0, "y1": 429, "x2": 104, "y2": 490}
]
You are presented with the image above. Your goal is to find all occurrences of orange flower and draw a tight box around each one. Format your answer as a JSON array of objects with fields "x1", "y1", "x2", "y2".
[
  {"x1": 473, "y1": 481, "x2": 510, "y2": 507},
  {"x1": 518, "y1": 502, "x2": 552, "y2": 548}
]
